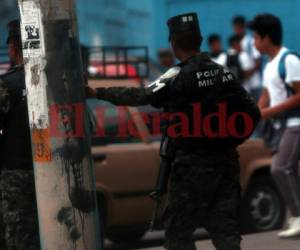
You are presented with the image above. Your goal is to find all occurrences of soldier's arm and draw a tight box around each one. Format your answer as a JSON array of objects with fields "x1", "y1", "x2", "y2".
[
  {"x1": 88, "y1": 66, "x2": 182, "y2": 107},
  {"x1": 95, "y1": 87, "x2": 153, "y2": 106}
]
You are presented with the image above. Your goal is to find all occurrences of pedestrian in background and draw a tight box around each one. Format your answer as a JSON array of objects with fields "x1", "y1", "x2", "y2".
[
  {"x1": 0, "y1": 20, "x2": 40, "y2": 250},
  {"x1": 207, "y1": 33, "x2": 227, "y2": 66},
  {"x1": 232, "y1": 15, "x2": 262, "y2": 101},
  {"x1": 249, "y1": 13, "x2": 300, "y2": 238},
  {"x1": 157, "y1": 48, "x2": 175, "y2": 72},
  {"x1": 226, "y1": 34, "x2": 244, "y2": 81},
  {"x1": 227, "y1": 34, "x2": 261, "y2": 89}
]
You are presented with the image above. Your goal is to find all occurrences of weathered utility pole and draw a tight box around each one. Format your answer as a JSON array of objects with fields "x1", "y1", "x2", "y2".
[{"x1": 18, "y1": 0, "x2": 102, "y2": 249}]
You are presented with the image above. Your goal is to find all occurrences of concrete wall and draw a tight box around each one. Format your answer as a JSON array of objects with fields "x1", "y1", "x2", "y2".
[
  {"x1": 76, "y1": 0, "x2": 161, "y2": 59},
  {"x1": 2, "y1": 1, "x2": 299, "y2": 61},
  {"x1": 167, "y1": 0, "x2": 300, "y2": 52},
  {"x1": 0, "y1": 0, "x2": 19, "y2": 46},
  {"x1": 76, "y1": 0, "x2": 300, "y2": 61}
]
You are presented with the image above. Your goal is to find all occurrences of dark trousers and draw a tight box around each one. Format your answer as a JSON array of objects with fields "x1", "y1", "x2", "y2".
[
  {"x1": 271, "y1": 125, "x2": 300, "y2": 217},
  {"x1": 0, "y1": 189, "x2": 5, "y2": 250},
  {"x1": 1, "y1": 169, "x2": 40, "y2": 250},
  {"x1": 163, "y1": 149, "x2": 242, "y2": 250}
]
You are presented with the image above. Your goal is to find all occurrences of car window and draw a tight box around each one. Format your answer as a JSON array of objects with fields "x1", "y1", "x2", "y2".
[{"x1": 87, "y1": 98, "x2": 141, "y2": 145}]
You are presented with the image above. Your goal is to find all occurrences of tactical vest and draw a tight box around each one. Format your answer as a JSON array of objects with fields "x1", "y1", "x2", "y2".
[{"x1": 165, "y1": 53, "x2": 260, "y2": 151}]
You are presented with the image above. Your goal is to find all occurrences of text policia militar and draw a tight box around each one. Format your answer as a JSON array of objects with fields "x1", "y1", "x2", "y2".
[
  {"x1": 197, "y1": 68, "x2": 234, "y2": 87},
  {"x1": 49, "y1": 102, "x2": 254, "y2": 139}
]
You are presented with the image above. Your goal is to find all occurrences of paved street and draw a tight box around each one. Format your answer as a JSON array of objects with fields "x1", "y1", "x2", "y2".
[
  {"x1": 105, "y1": 230, "x2": 300, "y2": 250},
  {"x1": 144, "y1": 231, "x2": 300, "y2": 250}
]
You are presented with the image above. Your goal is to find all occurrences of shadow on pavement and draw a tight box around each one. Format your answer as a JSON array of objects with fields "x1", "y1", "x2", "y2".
[
  {"x1": 105, "y1": 238, "x2": 164, "y2": 250},
  {"x1": 105, "y1": 230, "x2": 210, "y2": 250}
]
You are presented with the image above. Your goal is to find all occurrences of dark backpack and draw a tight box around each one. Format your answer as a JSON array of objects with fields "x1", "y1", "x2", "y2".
[{"x1": 226, "y1": 53, "x2": 243, "y2": 81}]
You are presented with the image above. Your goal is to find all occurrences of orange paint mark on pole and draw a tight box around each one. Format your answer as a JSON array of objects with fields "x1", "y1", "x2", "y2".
[{"x1": 32, "y1": 129, "x2": 52, "y2": 162}]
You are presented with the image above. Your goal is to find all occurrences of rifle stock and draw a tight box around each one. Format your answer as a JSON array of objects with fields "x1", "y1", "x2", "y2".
[{"x1": 149, "y1": 133, "x2": 174, "y2": 231}]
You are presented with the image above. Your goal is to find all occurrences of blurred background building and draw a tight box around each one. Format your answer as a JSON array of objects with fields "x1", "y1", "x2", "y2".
[
  {"x1": 0, "y1": 0, "x2": 18, "y2": 45},
  {"x1": 76, "y1": 0, "x2": 300, "y2": 61},
  {"x1": 1, "y1": 0, "x2": 300, "y2": 62}
]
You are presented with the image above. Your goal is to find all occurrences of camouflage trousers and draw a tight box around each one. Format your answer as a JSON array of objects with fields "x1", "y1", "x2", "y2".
[
  {"x1": 0, "y1": 169, "x2": 40, "y2": 250},
  {"x1": 0, "y1": 188, "x2": 4, "y2": 249},
  {"x1": 163, "y1": 149, "x2": 242, "y2": 250}
]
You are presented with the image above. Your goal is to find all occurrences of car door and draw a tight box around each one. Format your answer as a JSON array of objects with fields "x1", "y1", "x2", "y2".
[{"x1": 87, "y1": 98, "x2": 160, "y2": 224}]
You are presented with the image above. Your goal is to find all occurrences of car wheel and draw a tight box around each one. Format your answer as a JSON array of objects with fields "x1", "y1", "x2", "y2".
[
  {"x1": 106, "y1": 227, "x2": 147, "y2": 245},
  {"x1": 241, "y1": 175, "x2": 286, "y2": 233}
]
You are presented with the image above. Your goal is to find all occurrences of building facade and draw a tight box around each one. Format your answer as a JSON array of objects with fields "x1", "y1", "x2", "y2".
[
  {"x1": 76, "y1": 0, "x2": 300, "y2": 61},
  {"x1": 0, "y1": 0, "x2": 18, "y2": 46},
  {"x1": 1, "y1": 0, "x2": 300, "y2": 62}
]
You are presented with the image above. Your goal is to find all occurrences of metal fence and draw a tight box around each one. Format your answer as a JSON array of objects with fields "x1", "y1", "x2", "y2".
[
  {"x1": 86, "y1": 46, "x2": 149, "y2": 80},
  {"x1": 1, "y1": 45, "x2": 150, "y2": 79},
  {"x1": 0, "y1": 46, "x2": 8, "y2": 62},
  {"x1": 0, "y1": 46, "x2": 9, "y2": 75}
]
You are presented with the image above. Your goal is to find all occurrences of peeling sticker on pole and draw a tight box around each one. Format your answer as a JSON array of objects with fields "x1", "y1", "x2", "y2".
[
  {"x1": 19, "y1": 0, "x2": 49, "y2": 129},
  {"x1": 25, "y1": 58, "x2": 49, "y2": 129},
  {"x1": 19, "y1": 1, "x2": 45, "y2": 58}
]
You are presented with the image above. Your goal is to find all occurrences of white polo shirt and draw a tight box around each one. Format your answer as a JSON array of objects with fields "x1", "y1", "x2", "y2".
[
  {"x1": 263, "y1": 47, "x2": 300, "y2": 127},
  {"x1": 241, "y1": 34, "x2": 261, "y2": 60},
  {"x1": 241, "y1": 34, "x2": 262, "y2": 91}
]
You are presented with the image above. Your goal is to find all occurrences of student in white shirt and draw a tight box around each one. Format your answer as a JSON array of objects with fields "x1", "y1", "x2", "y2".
[
  {"x1": 249, "y1": 13, "x2": 300, "y2": 238},
  {"x1": 232, "y1": 15, "x2": 262, "y2": 101},
  {"x1": 227, "y1": 35, "x2": 257, "y2": 87},
  {"x1": 207, "y1": 34, "x2": 227, "y2": 66}
]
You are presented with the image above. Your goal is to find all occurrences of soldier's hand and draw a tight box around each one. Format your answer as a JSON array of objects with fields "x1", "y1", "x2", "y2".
[{"x1": 85, "y1": 86, "x2": 97, "y2": 98}]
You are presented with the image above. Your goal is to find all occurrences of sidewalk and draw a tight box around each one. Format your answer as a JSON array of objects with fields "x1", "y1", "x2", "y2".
[{"x1": 142, "y1": 230, "x2": 300, "y2": 250}]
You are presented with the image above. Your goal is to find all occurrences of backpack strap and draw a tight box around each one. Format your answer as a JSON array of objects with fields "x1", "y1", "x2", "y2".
[
  {"x1": 245, "y1": 34, "x2": 253, "y2": 56},
  {"x1": 278, "y1": 50, "x2": 300, "y2": 96}
]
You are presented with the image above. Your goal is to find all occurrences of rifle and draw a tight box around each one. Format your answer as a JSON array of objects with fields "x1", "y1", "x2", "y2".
[{"x1": 149, "y1": 134, "x2": 175, "y2": 231}]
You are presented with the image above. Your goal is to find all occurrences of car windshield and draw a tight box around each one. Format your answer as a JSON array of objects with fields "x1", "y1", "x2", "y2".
[{"x1": 86, "y1": 98, "x2": 141, "y2": 145}]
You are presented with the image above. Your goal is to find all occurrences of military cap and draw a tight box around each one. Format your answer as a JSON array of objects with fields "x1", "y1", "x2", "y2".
[
  {"x1": 167, "y1": 12, "x2": 201, "y2": 40},
  {"x1": 7, "y1": 19, "x2": 21, "y2": 44}
]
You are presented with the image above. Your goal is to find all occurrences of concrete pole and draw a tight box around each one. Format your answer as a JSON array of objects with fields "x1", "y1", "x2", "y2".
[{"x1": 18, "y1": 0, "x2": 102, "y2": 249}]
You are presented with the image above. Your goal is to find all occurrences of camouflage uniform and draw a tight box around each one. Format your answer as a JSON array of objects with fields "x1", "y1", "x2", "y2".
[
  {"x1": 0, "y1": 79, "x2": 7, "y2": 250},
  {"x1": 0, "y1": 188, "x2": 4, "y2": 250},
  {"x1": 163, "y1": 149, "x2": 241, "y2": 250},
  {"x1": 1, "y1": 170, "x2": 40, "y2": 250},
  {"x1": 0, "y1": 65, "x2": 40, "y2": 250},
  {"x1": 94, "y1": 14, "x2": 260, "y2": 250}
]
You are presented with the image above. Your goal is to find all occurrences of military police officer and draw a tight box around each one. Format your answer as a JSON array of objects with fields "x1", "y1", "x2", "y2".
[
  {"x1": 87, "y1": 13, "x2": 260, "y2": 250},
  {"x1": 0, "y1": 20, "x2": 40, "y2": 250}
]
